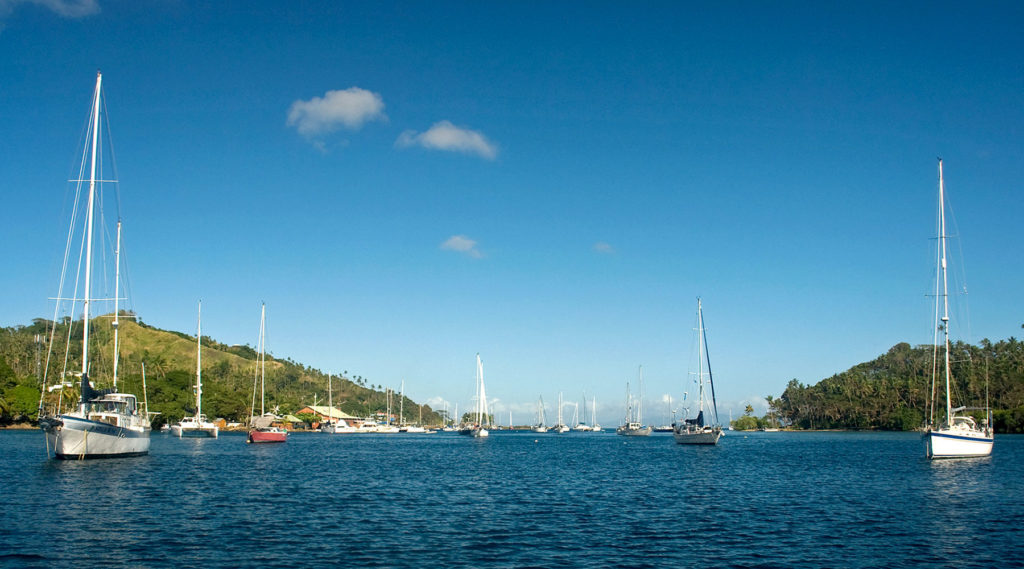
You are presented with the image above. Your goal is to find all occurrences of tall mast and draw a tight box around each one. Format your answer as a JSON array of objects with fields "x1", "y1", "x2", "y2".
[
  {"x1": 112, "y1": 220, "x2": 121, "y2": 389},
  {"x1": 260, "y1": 303, "x2": 266, "y2": 416},
  {"x1": 638, "y1": 365, "x2": 644, "y2": 424},
  {"x1": 697, "y1": 299, "x2": 706, "y2": 416},
  {"x1": 938, "y1": 159, "x2": 952, "y2": 425},
  {"x1": 700, "y1": 298, "x2": 720, "y2": 426},
  {"x1": 81, "y1": 71, "x2": 102, "y2": 391},
  {"x1": 196, "y1": 300, "x2": 203, "y2": 419},
  {"x1": 476, "y1": 354, "x2": 487, "y2": 425}
]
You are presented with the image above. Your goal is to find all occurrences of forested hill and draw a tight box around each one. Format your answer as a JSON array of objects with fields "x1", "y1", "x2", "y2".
[
  {"x1": 0, "y1": 315, "x2": 441, "y2": 427},
  {"x1": 772, "y1": 338, "x2": 1024, "y2": 432}
]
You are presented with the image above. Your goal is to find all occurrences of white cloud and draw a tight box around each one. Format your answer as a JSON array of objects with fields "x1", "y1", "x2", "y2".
[
  {"x1": 0, "y1": 0, "x2": 99, "y2": 18},
  {"x1": 286, "y1": 87, "x2": 386, "y2": 137},
  {"x1": 396, "y1": 120, "x2": 498, "y2": 160},
  {"x1": 425, "y1": 396, "x2": 449, "y2": 410},
  {"x1": 440, "y1": 235, "x2": 483, "y2": 259},
  {"x1": 593, "y1": 241, "x2": 615, "y2": 254}
]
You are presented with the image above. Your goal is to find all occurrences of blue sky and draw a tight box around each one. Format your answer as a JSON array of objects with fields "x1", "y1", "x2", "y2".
[{"x1": 2, "y1": 1, "x2": 1022, "y2": 426}]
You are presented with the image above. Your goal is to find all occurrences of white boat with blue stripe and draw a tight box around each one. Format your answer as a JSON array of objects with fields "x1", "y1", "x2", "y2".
[{"x1": 37, "y1": 72, "x2": 151, "y2": 459}]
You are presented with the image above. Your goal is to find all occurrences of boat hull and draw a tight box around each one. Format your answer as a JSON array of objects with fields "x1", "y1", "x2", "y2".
[
  {"x1": 41, "y1": 415, "x2": 150, "y2": 459},
  {"x1": 171, "y1": 425, "x2": 219, "y2": 438},
  {"x1": 170, "y1": 419, "x2": 219, "y2": 438},
  {"x1": 248, "y1": 429, "x2": 287, "y2": 443},
  {"x1": 673, "y1": 427, "x2": 722, "y2": 445},
  {"x1": 616, "y1": 426, "x2": 652, "y2": 436},
  {"x1": 925, "y1": 429, "x2": 993, "y2": 459}
]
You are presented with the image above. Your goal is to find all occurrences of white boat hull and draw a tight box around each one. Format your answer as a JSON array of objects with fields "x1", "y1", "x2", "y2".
[
  {"x1": 170, "y1": 418, "x2": 219, "y2": 438},
  {"x1": 616, "y1": 426, "x2": 652, "y2": 436},
  {"x1": 926, "y1": 428, "x2": 993, "y2": 459},
  {"x1": 673, "y1": 426, "x2": 722, "y2": 445},
  {"x1": 170, "y1": 425, "x2": 219, "y2": 438},
  {"x1": 42, "y1": 415, "x2": 150, "y2": 459},
  {"x1": 472, "y1": 428, "x2": 489, "y2": 438}
]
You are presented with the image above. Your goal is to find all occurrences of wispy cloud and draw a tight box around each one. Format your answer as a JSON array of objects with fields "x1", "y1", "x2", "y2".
[
  {"x1": 286, "y1": 87, "x2": 386, "y2": 137},
  {"x1": 0, "y1": 0, "x2": 98, "y2": 25},
  {"x1": 0, "y1": 0, "x2": 99, "y2": 18},
  {"x1": 593, "y1": 241, "x2": 615, "y2": 254},
  {"x1": 441, "y1": 235, "x2": 483, "y2": 259},
  {"x1": 396, "y1": 120, "x2": 498, "y2": 160}
]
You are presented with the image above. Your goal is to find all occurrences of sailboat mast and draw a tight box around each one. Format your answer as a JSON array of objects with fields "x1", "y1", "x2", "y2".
[
  {"x1": 81, "y1": 72, "x2": 102, "y2": 388},
  {"x1": 697, "y1": 300, "x2": 706, "y2": 416},
  {"x1": 638, "y1": 365, "x2": 644, "y2": 424},
  {"x1": 196, "y1": 300, "x2": 203, "y2": 419},
  {"x1": 476, "y1": 354, "x2": 488, "y2": 426},
  {"x1": 700, "y1": 300, "x2": 721, "y2": 426},
  {"x1": 112, "y1": 220, "x2": 121, "y2": 389},
  {"x1": 938, "y1": 159, "x2": 952, "y2": 425},
  {"x1": 260, "y1": 303, "x2": 266, "y2": 416}
]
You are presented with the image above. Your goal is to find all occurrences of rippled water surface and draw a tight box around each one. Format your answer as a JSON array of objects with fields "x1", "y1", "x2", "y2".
[{"x1": 2, "y1": 430, "x2": 1022, "y2": 568}]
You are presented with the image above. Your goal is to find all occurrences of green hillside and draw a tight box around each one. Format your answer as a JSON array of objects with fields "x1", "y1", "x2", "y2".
[
  {"x1": 771, "y1": 338, "x2": 1024, "y2": 432},
  {"x1": 0, "y1": 314, "x2": 442, "y2": 428}
]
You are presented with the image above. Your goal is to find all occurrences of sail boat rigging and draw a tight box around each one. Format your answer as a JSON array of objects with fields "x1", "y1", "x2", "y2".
[
  {"x1": 460, "y1": 354, "x2": 489, "y2": 437},
  {"x1": 533, "y1": 396, "x2": 548, "y2": 433},
  {"x1": 248, "y1": 303, "x2": 287, "y2": 443},
  {"x1": 37, "y1": 72, "x2": 151, "y2": 459},
  {"x1": 170, "y1": 301, "x2": 219, "y2": 438},
  {"x1": 924, "y1": 159, "x2": 993, "y2": 459},
  {"x1": 673, "y1": 298, "x2": 723, "y2": 445},
  {"x1": 617, "y1": 367, "x2": 651, "y2": 436}
]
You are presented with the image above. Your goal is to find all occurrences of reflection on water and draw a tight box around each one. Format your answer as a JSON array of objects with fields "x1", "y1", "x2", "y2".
[{"x1": 1, "y1": 430, "x2": 1021, "y2": 568}]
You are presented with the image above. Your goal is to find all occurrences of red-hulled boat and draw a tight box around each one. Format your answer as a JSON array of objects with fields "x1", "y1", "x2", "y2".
[
  {"x1": 248, "y1": 426, "x2": 287, "y2": 443},
  {"x1": 247, "y1": 304, "x2": 288, "y2": 444}
]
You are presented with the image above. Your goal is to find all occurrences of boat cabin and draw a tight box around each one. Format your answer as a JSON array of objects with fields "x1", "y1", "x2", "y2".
[{"x1": 85, "y1": 393, "x2": 139, "y2": 426}]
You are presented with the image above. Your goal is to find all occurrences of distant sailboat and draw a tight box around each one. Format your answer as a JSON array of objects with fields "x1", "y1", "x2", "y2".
[
  {"x1": 617, "y1": 367, "x2": 651, "y2": 436},
  {"x1": 460, "y1": 354, "x2": 489, "y2": 437},
  {"x1": 553, "y1": 392, "x2": 570, "y2": 433},
  {"x1": 533, "y1": 396, "x2": 548, "y2": 433},
  {"x1": 673, "y1": 298, "x2": 723, "y2": 445},
  {"x1": 924, "y1": 160, "x2": 993, "y2": 459},
  {"x1": 653, "y1": 394, "x2": 674, "y2": 432},
  {"x1": 247, "y1": 303, "x2": 287, "y2": 443},
  {"x1": 572, "y1": 398, "x2": 592, "y2": 431},
  {"x1": 37, "y1": 72, "x2": 151, "y2": 459},
  {"x1": 170, "y1": 301, "x2": 219, "y2": 438}
]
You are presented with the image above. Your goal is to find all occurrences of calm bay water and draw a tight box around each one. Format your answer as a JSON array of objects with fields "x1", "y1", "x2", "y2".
[{"x1": 2, "y1": 429, "x2": 1021, "y2": 568}]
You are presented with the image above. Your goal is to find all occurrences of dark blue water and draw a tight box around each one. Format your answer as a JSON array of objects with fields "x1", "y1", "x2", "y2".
[{"x1": 2, "y1": 430, "x2": 1021, "y2": 568}]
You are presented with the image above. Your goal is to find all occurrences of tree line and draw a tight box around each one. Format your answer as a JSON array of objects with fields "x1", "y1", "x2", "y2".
[{"x1": 769, "y1": 337, "x2": 1024, "y2": 432}]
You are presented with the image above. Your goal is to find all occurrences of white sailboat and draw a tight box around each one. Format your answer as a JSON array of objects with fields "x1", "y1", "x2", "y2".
[
  {"x1": 673, "y1": 298, "x2": 723, "y2": 445},
  {"x1": 460, "y1": 354, "x2": 489, "y2": 437},
  {"x1": 617, "y1": 367, "x2": 651, "y2": 436},
  {"x1": 591, "y1": 397, "x2": 601, "y2": 432},
  {"x1": 321, "y1": 374, "x2": 357, "y2": 433},
  {"x1": 572, "y1": 398, "x2": 592, "y2": 431},
  {"x1": 38, "y1": 72, "x2": 151, "y2": 459},
  {"x1": 533, "y1": 396, "x2": 548, "y2": 433},
  {"x1": 924, "y1": 159, "x2": 993, "y2": 459},
  {"x1": 553, "y1": 392, "x2": 570, "y2": 433},
  {"x1": 170, "y1": 301, "x2": 219, "y2": 438}
]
